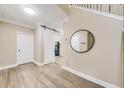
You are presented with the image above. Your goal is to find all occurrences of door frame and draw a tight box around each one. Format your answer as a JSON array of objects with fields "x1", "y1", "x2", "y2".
[{"x1": 16, "y1": 32, "x2": 34, "y2": 65}]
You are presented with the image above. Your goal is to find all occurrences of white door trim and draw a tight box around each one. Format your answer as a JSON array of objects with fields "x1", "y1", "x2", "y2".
[{"x1": 17, "y1": 32, "x2": 34, "y2": 65}]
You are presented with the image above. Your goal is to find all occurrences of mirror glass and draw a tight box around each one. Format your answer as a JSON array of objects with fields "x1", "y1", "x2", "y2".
[{"x1": 70, "y1": 29, "x2": 94, "y2": 53}]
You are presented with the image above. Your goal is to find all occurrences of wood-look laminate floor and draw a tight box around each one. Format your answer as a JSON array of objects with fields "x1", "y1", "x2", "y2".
[{"x1": 0, "y1": 63, "x2": 104, "y2": 88}]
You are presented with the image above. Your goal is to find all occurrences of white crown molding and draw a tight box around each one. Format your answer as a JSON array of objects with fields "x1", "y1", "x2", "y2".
[
  {"x1": 0, "y1": 64, "x2": 17, "y2": 71},
  {"x1": 69, "y1": 5, "x2": 123, "y2": 21},
  {"x1": 62, "y1": 66, "x2": 120, "y2": 88},
  {"x1": 0, "y1": 17, "x2": 34, "y2": 29}
]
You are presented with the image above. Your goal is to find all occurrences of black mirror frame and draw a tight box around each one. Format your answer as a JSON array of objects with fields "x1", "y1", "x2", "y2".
[{"x1": 70, "y1": 29, "x2": 95, "y2": 53}]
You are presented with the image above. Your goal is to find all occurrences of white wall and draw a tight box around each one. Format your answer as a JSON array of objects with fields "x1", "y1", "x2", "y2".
[
  {"x1": 34, "y1": 26, "x2": 44, "y2": 64},
  {"x1": 0, "y1": 21, "x2": 34, "y2": 67},
  {"x1": 54, "y1": 32, "x2": 64, "y2": 65},
  {"x1": 122, "y1": 32, "x2": 124, "y2": 87},
  {"x1": 62, "y1": 7, "x2": 123, "y2": 87}
]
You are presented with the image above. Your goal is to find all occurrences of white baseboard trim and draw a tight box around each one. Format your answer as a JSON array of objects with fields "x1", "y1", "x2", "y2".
[
  {"x1": 33, "y1": 60, "x2": 55, "y2": 66},
  {"x1": 17, "y1": 61, "x2": 33, "y2": 66},
  {"x1": 62, "y1": 66, "x2": 119, "y2": 88},
  {"x1": 0, "y1": 61, "x2": 43, "y2": 71},
  {"x1": 32, "y1": 60, "x2": 44, "y2": 66},
  {"x1": 0, "y1": 64, "x2": 17, "y2": 71}
]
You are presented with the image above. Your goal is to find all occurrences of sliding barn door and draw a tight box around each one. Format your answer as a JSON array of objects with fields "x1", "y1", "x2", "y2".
[{"x1": 44, "y1": 29, "x2": 55, "y2": 64}]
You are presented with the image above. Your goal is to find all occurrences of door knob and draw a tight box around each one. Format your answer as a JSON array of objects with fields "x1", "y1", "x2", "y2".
[{"x1": 18, "y1": 49, "x2": 21, "y2": 52}]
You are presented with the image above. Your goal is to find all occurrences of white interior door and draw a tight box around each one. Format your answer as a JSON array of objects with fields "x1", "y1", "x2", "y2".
[{"x1": 17, "y1": 32, "x2": 34, "y2": 64}]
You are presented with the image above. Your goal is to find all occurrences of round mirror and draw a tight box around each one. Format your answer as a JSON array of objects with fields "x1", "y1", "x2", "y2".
[{"x1": 70, "y1": 29, "x2": 95, "y2": 53}]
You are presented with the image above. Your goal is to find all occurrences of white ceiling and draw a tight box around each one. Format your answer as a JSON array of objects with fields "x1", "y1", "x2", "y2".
[{"x1": 0, "y1": 4, "x2": 69, "y2": 30}]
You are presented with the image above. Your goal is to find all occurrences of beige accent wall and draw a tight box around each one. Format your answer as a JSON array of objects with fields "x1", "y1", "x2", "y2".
[
  {"x1": 62, "y1": 7, "x2": 123, "y2": 87},
  {"x1": 34, "y1": 26, "x2": 44, "y2": 64},
  {"x1": 0, "y1": 21, "x2": 34, "y2": 67}
]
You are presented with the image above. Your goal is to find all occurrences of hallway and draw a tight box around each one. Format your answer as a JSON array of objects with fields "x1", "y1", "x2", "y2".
[{"x1": 0, "y1": 63, "x2": 103, "y2": 88}]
